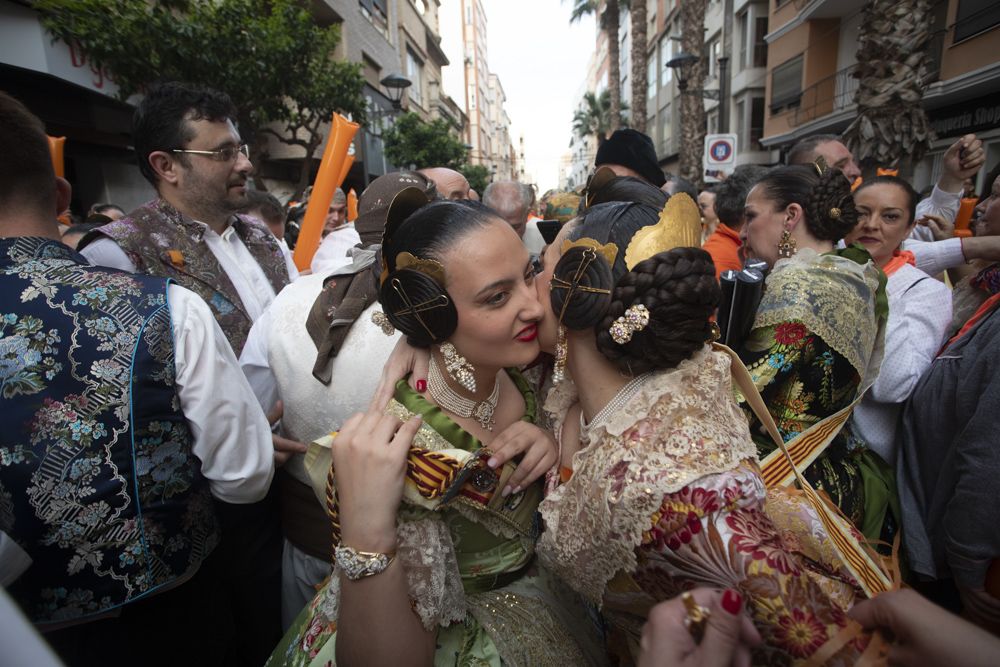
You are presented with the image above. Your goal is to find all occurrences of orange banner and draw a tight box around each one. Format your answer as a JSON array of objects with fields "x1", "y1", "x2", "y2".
[
  {"x1": 292, "y1": 114, "x2": 359, "y2": 270},
  {"x1": 48, "y1": 136, "x2": 66, "y2": 178},
  {"x1": 347, "y1": 189, "x2": 358, "y2": 222}
]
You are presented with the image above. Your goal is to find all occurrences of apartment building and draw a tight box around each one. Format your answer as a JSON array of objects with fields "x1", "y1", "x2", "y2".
[{"x1": 760, "y1": 0, "x2": 1000, "y2": 190}]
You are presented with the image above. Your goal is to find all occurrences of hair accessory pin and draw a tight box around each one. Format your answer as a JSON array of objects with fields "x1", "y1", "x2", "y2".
[
  {"x1": 609, "y1": 304, "x2": 650, "y2": 345},
  {"x1": 829, "y1": 207, "x2": 842, "y2": 219},
  {"x1": 371, "y1": 311, "x2": 395, "y2": 336}
]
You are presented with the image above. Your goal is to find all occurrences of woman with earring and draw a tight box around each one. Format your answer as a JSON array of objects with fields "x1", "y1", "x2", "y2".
[
  {"x1": 842, "y1": 176, "x2": 952, "y2": 471},
  {"x1": 740, "y1": 165, "x2": 889, "y2": 541},
  {"x1": 267, "y1": 200, "x2": 604, "y2": 666},
  {"x1": 533, "y1": 197, "x2": 886, "y2": 664}
]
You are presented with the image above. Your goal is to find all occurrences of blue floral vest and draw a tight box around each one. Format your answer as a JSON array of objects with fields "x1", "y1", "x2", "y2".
[{"x1": 0, "y1": 237, "x2": 218, "y2": 627}]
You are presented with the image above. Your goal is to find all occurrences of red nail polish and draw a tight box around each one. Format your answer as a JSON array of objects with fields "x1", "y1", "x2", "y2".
[
  {"x1": 722, "y1": 588, "x2": 742, "y2": 615},
  {"x1": 416, "y1": 379, "x2": 427, "y2": 393}
]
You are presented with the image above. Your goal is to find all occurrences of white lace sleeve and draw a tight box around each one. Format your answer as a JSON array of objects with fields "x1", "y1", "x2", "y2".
[{"x1": 396, "y1": 517, "x2": 467, "y2": 630}]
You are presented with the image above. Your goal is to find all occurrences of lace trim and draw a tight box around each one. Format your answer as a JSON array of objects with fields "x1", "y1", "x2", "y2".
[
  {"x1": 537, "y1": 349, "x2": 758, "y2": 604},
  {"x1": 755, "y1": 249, "x2": 884, "y2": 385},
  {"x1": 314, "y1": 517, "x2": 466, "y2": 631}
]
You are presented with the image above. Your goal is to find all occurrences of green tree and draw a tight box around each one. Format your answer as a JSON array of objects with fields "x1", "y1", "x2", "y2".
[
  {"x1": 573, "y1": 90, "x2": 627, "y2": 147},
  {"x1": 382, "y1": 112, "x2": 469, "y2": 170},
  {"x1": 569, "y1": 0, "x2": 623, "y2": 131},
  {"x1": 36, "y1": 0, "x2": 366, "y2": 196},
  {"x1": 460, "y1": 165, "x2": 491, "y2": 195}
]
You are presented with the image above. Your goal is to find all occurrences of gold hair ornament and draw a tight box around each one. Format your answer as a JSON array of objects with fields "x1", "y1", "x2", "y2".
[
  {"x1": 609, "y1": 304, "x2": 650, "y2": 345},
  {"x1": 559, "y1": 237, "x2": 619, "y2": 267},
  {"x1": 395, "y1": 251, "x2": 446, "y2": 286},
  {"x1": 549, "y1": 247, "x2": 611, "y2": 325},
  {"x1": 623, "y1": 193, "x2": 703, "y2": 270}
]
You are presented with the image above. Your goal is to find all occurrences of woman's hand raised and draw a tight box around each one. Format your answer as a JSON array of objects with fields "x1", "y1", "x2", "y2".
[{"x1": 334, "y1": 409, "x2": 423, "y2": 553}]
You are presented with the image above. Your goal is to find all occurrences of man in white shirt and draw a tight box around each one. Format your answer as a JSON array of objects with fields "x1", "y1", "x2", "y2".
[
  {"x1": 78, "y1": 81, "x2": 290, "y2": 663},
  {"x1": 0, "y1": 90, "x2": 273, "y2": 665},
  {"x1": 244, "y1": 189, "x2": 299, "y2": 280},
  {"x1": 79, "y1": 82, "x2": 292, "y2": 356}
]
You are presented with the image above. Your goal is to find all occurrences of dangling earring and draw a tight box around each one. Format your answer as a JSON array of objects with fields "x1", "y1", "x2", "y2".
[
  {"x1": 553, "y1": 326, "x2": 568, "y2": 385},
  {"x1": 439, "y1": 342, "x2": 476, "y2": 393},
  {"x1": 777, "y1": 229, "x2": 797, "y2": 258}
]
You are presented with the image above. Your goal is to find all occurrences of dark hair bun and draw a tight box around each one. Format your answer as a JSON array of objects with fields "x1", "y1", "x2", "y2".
[
  {"x1": 806, "y1": 169, "x2": 858, "y2": 241},
  {"x1": 596, "y1": 247, "x2": 720, "y2": 374},
  {"x1": 550, "y1": 245, "x2": 614, "y2": 330},
  {"x1": 379, "y1": 269, "x2": 457, "y2": 347}
]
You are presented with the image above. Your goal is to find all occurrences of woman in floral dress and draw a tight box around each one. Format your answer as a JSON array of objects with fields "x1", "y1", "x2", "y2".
[
  {"x1": 532, "y1": 197, "x2": 884, "y2": 665},
  {"x1": 740, "y1": 165, "x2": 890, "y2": 540}
]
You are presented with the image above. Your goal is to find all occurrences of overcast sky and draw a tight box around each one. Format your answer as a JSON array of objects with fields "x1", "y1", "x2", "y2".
[{"x1": 439, "y1": 0, "x2": 596, "y2": 192}]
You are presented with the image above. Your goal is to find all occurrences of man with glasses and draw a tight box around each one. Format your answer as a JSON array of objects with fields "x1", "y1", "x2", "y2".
[
  {"x1": 80, "y1": 82, "x2": 291, "y2": 356},
  {"x1": 79, "y1": 81, "x2": 290, "y2": 665}
]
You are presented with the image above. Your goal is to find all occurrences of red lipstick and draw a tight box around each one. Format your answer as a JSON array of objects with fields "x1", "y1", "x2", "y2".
[{"x1": 516, "y1": 324, "x2": 538, "y2": 342}]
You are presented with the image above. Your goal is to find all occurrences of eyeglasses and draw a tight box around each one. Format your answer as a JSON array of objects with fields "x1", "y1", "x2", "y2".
[{"x1": 171, "y1": 144, "x2": 250, "y2": 162}]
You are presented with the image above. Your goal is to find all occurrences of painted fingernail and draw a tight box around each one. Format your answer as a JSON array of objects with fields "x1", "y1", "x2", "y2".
[
  {"x1": 501, "y1": 485, "x2": 512, "y2": 497},
  {"x1": 488, "y1": 457, "x2": 499, "y2": 468},
  {"x1": 722, "y1": 588, "x2": 742, "y2": 615},
  {"x1": 415, "y1": 379, "x2": 427, "y2": 393},
  {"x1": 512, "y1": 485, "x2": 522, "y2": 495}
]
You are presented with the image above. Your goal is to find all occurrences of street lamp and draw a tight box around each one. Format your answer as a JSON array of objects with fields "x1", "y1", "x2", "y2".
[
  {"x1": 666, "y1": 53, "x2": 699, "y2": 93},
  {"x1": 380, "y1": 74, "x2": 412, "y2": 110}
]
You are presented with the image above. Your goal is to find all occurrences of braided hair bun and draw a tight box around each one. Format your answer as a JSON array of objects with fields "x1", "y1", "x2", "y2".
[
  {"x1": 596, "y1": 247, "x2": 720, "y2": 374},
  {"x1": 805, "y1": 168, "x2": 858, "y2": 241}
]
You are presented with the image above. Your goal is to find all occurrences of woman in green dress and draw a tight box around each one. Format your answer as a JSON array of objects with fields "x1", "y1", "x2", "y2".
[
  {"x1": 740, "y1": 164, "x2": 892, "y2": 541},
  {"x1": 268, "y1": 200, "x2": 604, "y2": 666}
]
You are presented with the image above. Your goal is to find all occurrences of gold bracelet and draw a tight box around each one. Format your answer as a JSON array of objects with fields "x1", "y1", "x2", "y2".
[{"x1": 334, "y1": 545, "x2": 397, "y2": 581}]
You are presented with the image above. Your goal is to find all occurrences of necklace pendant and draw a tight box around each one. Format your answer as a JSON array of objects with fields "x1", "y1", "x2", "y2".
[{"x1": 473, "y1": 401, "x2": 496, "y2": 431}]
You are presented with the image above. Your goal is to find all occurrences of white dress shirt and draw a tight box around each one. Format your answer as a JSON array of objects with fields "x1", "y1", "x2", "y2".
[
  {"x1": 850, "y1": 263, "x2": 952, "y2": 464},
  {"x1": 904, "y1": 236, "x2": 965, "y2": 276},
  {"x1": 277, "y1": 237, "x2": 299, "y2": 281},
  {"x1": 82, "y1": 221, "x2": 279, "y2": 322},
  {"x1": 309, "y1": 224, "x2": 361, "y2": 274},
  {"x1": 169, "y1": 284, "x2": 274, "y2": 503}
]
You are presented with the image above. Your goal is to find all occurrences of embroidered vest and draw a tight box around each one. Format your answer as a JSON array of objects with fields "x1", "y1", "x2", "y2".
[
  {"x1": 80, "y1": 198, "x2": 290, "y2": 355},
  {"x1": 0, "y1": 237, "x2": 218, "y2": 628}
]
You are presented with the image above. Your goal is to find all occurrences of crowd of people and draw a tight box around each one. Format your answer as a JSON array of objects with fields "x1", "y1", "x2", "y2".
[{"x1": 2, "y1": 79, "x2": 1000, "y2": 667}]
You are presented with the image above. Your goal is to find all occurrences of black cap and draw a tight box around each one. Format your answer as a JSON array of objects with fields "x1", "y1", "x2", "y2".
[{"x1": 595, "y1": 129, "x2": 666, "y2": 187}]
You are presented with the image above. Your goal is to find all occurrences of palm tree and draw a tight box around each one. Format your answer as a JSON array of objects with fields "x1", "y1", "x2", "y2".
[
  {"x1": 572, "y1": 90, "x2": 622, "y2": 147},
  {"x1": 621, "y1": 0, "x2": 648, "y2": 133},
  {"x1": 569, "y1": 0, "x2": 623, "y2": 131},
  {"x1": 841, "y1": 0, "x2": 933, "y2": 169},
  {"x1": 678, "y1": 0, "x2": 708, "y2": 186}
]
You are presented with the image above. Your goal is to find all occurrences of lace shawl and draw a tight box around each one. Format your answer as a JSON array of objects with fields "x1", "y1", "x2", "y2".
[
  {"x1": 754, "y1": 248, "x2": 886, "y2": 388},
  {"x1": 537, "y1": 346, "x2": 758, "y2": 604}
]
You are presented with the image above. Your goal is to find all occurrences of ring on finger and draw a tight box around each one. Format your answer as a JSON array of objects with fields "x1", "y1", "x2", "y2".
[{"x1": 681, "y1": 591, "x2": 711, "y2": 643}]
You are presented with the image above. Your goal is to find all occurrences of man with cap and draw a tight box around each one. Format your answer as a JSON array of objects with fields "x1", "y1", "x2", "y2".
[
  {"x1": 594, "y1": 128, "x2": 666, "y2": 188},
  {"x1": 239, "y1": 171, "x2": 438, "y2": 627},
  {"x1": 311, "y1": 187, "x2": 361, "y2": 273}
]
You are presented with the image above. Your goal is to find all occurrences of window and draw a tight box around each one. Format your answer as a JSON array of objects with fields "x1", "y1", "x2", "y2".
[
  {"x1": 412, "y1": 0, "x2": 427, "y2": 16},
  {"x1": 736, "y1": 99, "x2": 746, "y2": 149},
  {"x1": 648, "y1": 57, "x2": 657, "y2": 99},
  {"x1": 707, "y1": 109, "x2": 718, "y2": 135},
  {"x1": 661, "y1": 102, "x2": 672, "y2": 148},
  {"x1": 465, "y1": 4, "x2": 472, "y2": 24},
  {"x1": 770, "y1": 55, "x2": 803, "y2": 112},
  {"x1": 750, "y1": 97, "x2": 764, "y2": 150},
  {"x1": 359, "y1": 0, "x2": 388, "y2": 32},
  {"x1": 753, "y1": 17, "x2": 768, "y2": 68},
  {"x1": 407, "y1": 50, "x2": 423, "y2": 106},
  {"x1": 659, "y1": 37, "x2": 672, "y2": 85},
  {"x1": 706, "y1": 38, "x2": 721, "y2": 79},
  {"x1": 954, "y1": 0, "x2": 1000, "y2": 42},
  {"x1": 737, "y1": 10, "x2": 749, "y2": 71}
]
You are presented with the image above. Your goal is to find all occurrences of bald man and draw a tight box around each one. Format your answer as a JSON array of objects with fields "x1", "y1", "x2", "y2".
[
  {"x1": 483, "y1": 180, "x2": 532, "y2": 238},
  {"x1": 418, "y1": 167, "x2": 471, "y2": 200}
]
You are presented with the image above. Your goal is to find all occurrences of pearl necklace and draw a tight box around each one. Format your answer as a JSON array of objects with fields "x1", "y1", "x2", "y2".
[
  {"x1": 427, "y1": 354, "x2": 500, "y2": 431},
  {"x1": 580, "y1": 373, "x2": 652, "y2": 439}
]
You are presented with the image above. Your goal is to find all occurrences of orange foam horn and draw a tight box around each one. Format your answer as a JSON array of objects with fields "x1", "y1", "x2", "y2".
[{"x1": 293, "y1": 113, "x2": 360, "y2": 271}]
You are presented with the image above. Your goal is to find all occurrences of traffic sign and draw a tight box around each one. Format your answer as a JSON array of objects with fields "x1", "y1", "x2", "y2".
[{"x1": 703, "y1": 133, "x2": 737, "y2": 183}]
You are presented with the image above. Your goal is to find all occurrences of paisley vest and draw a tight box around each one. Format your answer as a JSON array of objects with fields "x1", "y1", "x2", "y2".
[
  {"x1": 0, "y1": 237, "x2": 218, "y2": 628},
  {"x1": 80, "y1": 198, "x2": 290, "y2": 355}
]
